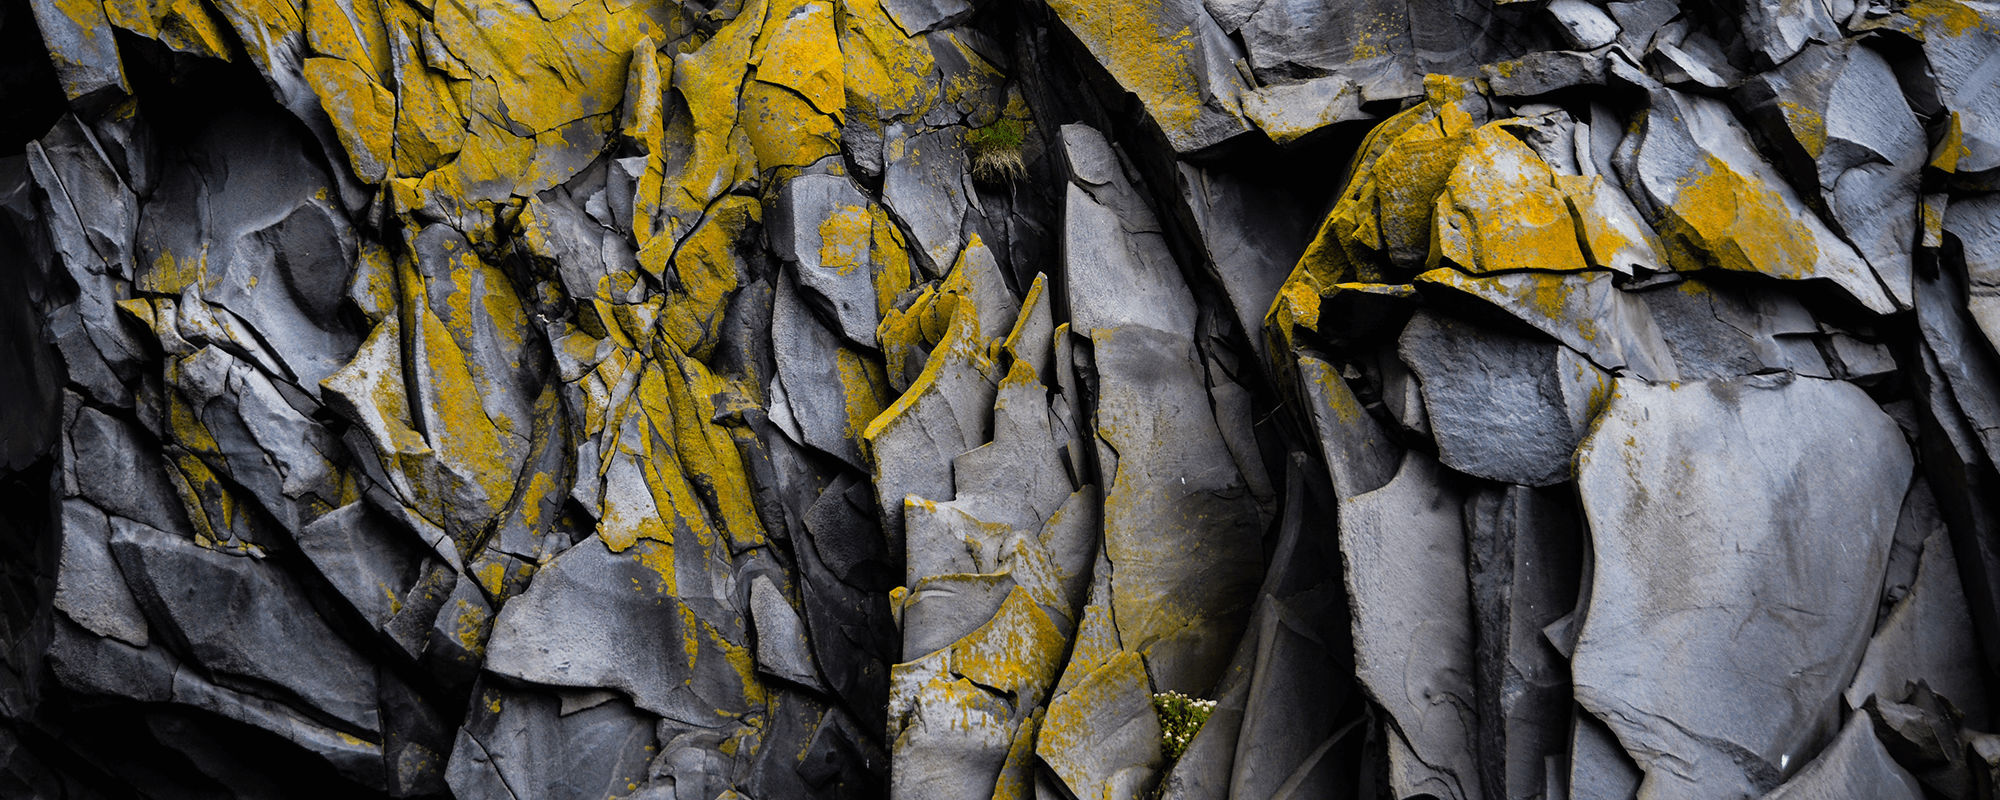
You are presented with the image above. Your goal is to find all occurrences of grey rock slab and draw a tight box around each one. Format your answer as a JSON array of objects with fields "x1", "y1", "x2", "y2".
[
  {"x1": 750, "y1": 575, "x2": 825, "y2": 691},
  {"x1": 1846, "y1": 531, "x2": 1989, "y2": 719},
  {"x1": 1946, "y1": 192, "x2": 2000, "y2": 357},
  {"x1": 1045, "y1": 0, "x2": 1252, "y2": 152},
  {"x1": 1058, "y1": 125, "x2": 1200, "y2": 339},
  {"x1": 1569, "y1": 710, "x2": 1643, "y2": 800},
  {"x1": 446, "y1": 686, "x2": 657, "y2": 800},
  {"x1": 771, "y1": 173, "x2": 884, "y2": 347},
  {"x1": 1760, "y1": 711, "x2": 1922, "y2": 800},
  {"x1": 52, "y1": 499, "x2": 149, "y2": 647},
  {"x1": 1175, "y1": 159, "x2": 1316, "y2": 361},
  {"x1": 1636, "y1": 279, "x2": 1830, "y2": 380},
  {"x1": 296, "y1": 502, "x2": 427, "y2": 630},
  {"x1": 1466, "y1": 485, "x2": 1584, "y2": 800},
  {"x1": 1239, "y1": 77, "x2": 1368, "y2": 146},
  {"x1": 882, "y1": 124, "x2": 973, "y2": 275},
  {"x1": 1295, "y1": 354, "x2": 1401, "y2": 499},
  {"x1": 26, "y1": 0, "x2": 127, "y2": 102},
  {"x1": 136, "y1": 109, "x2": 363, "y2": 396},
  {"x1": 1034, "y1": 651, "x2": 1164, "y2": 800},
  {"x1": 65, "y1": 404, "x2": 191, "y2": 536},
  {"x1": 1398, "y1": 310, "x2": 1610, "y2": 486},
  {"x1": 1547, "y1": 0, "x2": 1621, "y2": 48},
  {"x1": 1416, "y1": 268, "x2": 1679, "y2": 381},
  {"x1": 1340, "y1": 451, "x2": 1483, "y2": 800},
  {"x1": 1092, "y1": 324, "x2": 1263, "y2": 695},
  {"x1": 1737, "y1": 40, "x2": 1924, "y2": 309},
  {"x1": 484, "y1": 535, "x2": 755, "y2": 722},
  {"x1": 1572, "y1": 374, "x2": 1911, "y2": 798},
  {"x1": 771, "y1": 274, "x2": 869, "y2": 470},
  {"x1": 107, "y1": 520, "x2": 382, "y2": 735}
]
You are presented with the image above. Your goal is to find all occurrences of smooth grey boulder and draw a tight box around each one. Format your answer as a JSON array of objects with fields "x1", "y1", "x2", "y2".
[
  {"x1": 1398, "y1": 310, "x2": 1609, "y2": 486},
  {"x1": 1573, "y1": 374, "x2": 1911, "y2": 798}
]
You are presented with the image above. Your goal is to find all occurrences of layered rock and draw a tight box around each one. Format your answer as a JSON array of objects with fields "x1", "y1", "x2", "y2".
[{"x1": 2, "y1": 0, "x2": 1998, "y2": 798}]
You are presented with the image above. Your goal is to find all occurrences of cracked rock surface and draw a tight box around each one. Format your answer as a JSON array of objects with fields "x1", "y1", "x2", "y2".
[{"x1": 1, "y1": 0, "x2": 1998, "y2": 798}]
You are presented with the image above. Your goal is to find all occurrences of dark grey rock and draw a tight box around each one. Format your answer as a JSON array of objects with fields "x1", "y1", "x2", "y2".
[
  {"x1": 1399, "y1": 310, "x2": 1609, "y2": 486},
  {"x1": 107, "y1": 520, "x2": 382, "y2": 735}
]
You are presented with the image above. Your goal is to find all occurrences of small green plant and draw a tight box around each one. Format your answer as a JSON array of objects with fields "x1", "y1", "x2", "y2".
[
  {"x1": 967, "y1": 118, "x2": 1029, "y2": 184},
  {"x1": 1152, "y1": 691, "x2": 1215, "y2": 763}
]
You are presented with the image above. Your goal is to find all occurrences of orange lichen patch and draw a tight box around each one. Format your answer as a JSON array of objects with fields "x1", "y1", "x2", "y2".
[
  {"x1": 839, "y1": 0, "x2": 940, "y2": 122},
  {"x1": 628, "y1": 537, "x2": 676, "y2": 594},
  {"x1": 1931, "y1": 112, "x2": 1971, "y2": 173},
  {"x1": 653, "y1": 0, "x2": 762, "y2": 244},
  {"x1": 1431, "y1": 122, "x2": 1588, "y2": 274},
  {"x1": 1042, "y1": 0, "x2": 1214, "y2": 148},
  {"x1": 427, "y1": 0, "x2": 669, "y2": 136},
  {"x1": 658, "y1": 195, "x2": 759, "y2": 359},
  {"x1": 949, "y1": 587, "x2": 1066, "y2": 701},
  {"x1": 391, "y1": 33, "x2": 468, "y2": 176},
  {"x1": 751, "y1": 0, "x2": 844, "y2": 119},
  {"x1": 304, "y1": 56, "x2": 396, "y2": 183},
  {"x1": 1662, "y1": 154, "x2": 1815, "y2": 279},
  {"x1": 740, "y1": 78, "x2": 843, "y2": 172},
  {"x1": 1777, "y1": 100, "x2": 1828, "y2": 160},
  {"x1": 1905, "y1": 0, "x2": 1990, "y2": 37},
  {"x1": 1323, "y1": 78, "x2": 1479, "y2": 274},
  {"x1": 739, "y1": 0, "x2": 843, "y2": 171},
  {"x1": 149, "y1": 0, "x2": 234, "y2": 59},
  {"x1": 991, "y1": 708, "x2": 1044, "y2": 800},
  {"x1": 302, "y1": 0, "x2": 388, "y2": 79},
  {"x1": 836, "y1": 347, "x2": 891, "y2": 445},
  {"x1": 622, "y1": 36, "x2": 670, "y2": 245}
]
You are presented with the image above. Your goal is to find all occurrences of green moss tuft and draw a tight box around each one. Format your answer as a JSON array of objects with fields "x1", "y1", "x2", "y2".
[{"x1": 967, "y1": 118, "x2": 1029, "y2": 184}]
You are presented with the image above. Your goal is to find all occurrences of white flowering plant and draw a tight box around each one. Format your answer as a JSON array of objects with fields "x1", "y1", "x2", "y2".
[{"x1": 1151, "y1": 691, "x2": 1216, "y2": 763}]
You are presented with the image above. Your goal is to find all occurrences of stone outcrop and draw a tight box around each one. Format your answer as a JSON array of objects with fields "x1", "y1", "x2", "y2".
[{"x1": 1, "y1": 0, "x2": 1997, "y2": 797}]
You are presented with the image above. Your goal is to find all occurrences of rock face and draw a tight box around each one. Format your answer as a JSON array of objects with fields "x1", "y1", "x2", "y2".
[{"x1": 1, "y1": 0, "x2": 1997, "y2": 798}]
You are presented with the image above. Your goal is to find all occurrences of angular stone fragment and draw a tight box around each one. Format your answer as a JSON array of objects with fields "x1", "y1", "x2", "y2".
[
  {"x1": 1573, "y1": 375, "x2": 1911, "y2": 797},
  {"x1": 1399, "y1": 310, "x2": 1609, "y2": 486},
  {"x1": 1416, "y1": 268, "x2": 1677, "y2": 380},
  {"x1": 108, "y1": 521, "x2": 382, "y2": 735},
  {"x1": 1043, "y1": 0, "x2": 1251, "y2": 152},
  {"x1": 1341, "y1": 453, "x2": 1482, "y2": 800},
  {"x1": 1762, "y1": 712, "x2": 1923, "y2": 800},
  {"x1": 1846, "y1": 532, "x2": 1989, "y2": 719},
  {"x1": 1629, "y1": 88, "x2": 1896, "y2": 314}
]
